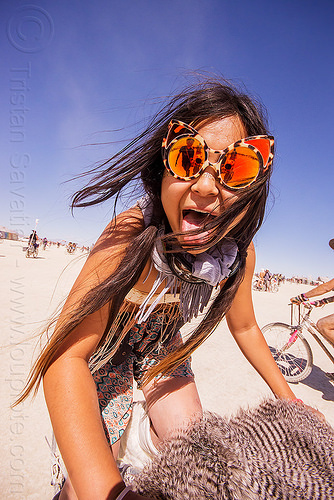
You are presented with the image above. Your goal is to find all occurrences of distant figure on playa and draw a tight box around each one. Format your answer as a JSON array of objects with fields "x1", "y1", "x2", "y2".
[
  {"x1": 222, "y1": 149, "x2": 237, "y2": 184},
  {"x1": 264, "y1": 268, "x2": 272, "y2": 291},
  {"x1": 175, "y1": 137, "x2": 195, "y2": 176},
  {"x1": 66, "y1": 242, "x2": 76, "y2": 254},
  {"x1": 28, "y1": 230, "x2": 38, "y2": 250},
  {"x1": 16, "y1": 78, "x2": 323, "y2": 500}
]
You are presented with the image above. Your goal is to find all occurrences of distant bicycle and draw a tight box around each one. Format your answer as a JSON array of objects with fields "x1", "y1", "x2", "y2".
[
  {"x1": 26, "y1": 244, "x2": 39, "y2": 258},
  {"x1": 253, "y1": 278, "x2": 265, "y2": 291},
  {"x1": 267, "y1": 278, "x2": 279, "y2": 293},
  {"x1": 66, "y1": 242, "x2": 77, "y2": 254},
  {"x1": 262, "y1": 298, "x2": 334, "y2": 382}
]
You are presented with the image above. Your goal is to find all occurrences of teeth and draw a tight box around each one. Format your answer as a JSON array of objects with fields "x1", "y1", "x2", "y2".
[
  {"x1": 184, "y1": 209, "x2": 206, "y2": 213},
  {"x1": 183, "y1": 209, "x2": 216, "y2": 216}
]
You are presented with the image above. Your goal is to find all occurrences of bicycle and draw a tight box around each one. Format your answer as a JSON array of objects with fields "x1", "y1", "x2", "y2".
[
  {"x1": 261, "y1": 297, "x2": 334, "y2": 382},
  {"x1": 26, "y1": 243, "x2": 39, "y2": 258},
  {"x1": 267, "y1": 278, "x2": 279, "y2": 293},
  {"x1": 252, "y1": 278, "x2": 266, "y2": 292},
  {"x1": 66, "y1": 242, "x2": 77, "y2": 254}
]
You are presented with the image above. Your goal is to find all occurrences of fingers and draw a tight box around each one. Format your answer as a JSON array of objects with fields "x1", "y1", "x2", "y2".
[{"x1": 305, "y1": 405, "x2": 326, "y2": 423}]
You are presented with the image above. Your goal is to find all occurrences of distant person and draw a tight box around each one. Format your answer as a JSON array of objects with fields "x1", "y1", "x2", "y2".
[
  {"x1": 263, "y1": 269, "x2": 272, "y2": 291},
  {"x1": 222, "y1": 149, "x2": 237, "y2": 184},
  {"x1": 175, "y1": 137, "x2": 195, "y2": 176},
  {"x1": 66, "y1": 242, "x2": 76, "y2": 254},
  {"x1": 291, "y1": 239, "x2": 334, "y2": 349},
  {"x1": 28, "y1": 230, "x2": 38, "y2": 250}
]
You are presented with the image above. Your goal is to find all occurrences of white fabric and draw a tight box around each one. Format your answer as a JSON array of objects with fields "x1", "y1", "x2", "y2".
[{"x1": 117, "y1": 401, "x2": 158, "y2": 474}]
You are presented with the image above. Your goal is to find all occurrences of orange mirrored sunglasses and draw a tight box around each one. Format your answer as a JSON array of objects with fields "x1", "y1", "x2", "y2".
[{"x1": 162, "y1": 120, "x2": 274, "y2": 190}]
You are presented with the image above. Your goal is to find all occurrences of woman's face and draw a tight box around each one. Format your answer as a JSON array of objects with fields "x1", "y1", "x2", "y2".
[{"x1": 161, "y1": 115, "x2": 247, "y2": 253}]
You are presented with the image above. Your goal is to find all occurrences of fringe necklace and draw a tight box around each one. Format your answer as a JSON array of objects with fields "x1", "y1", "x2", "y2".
[{"x1": 89, "y1": 197, "x2": 239, "y2": 372}]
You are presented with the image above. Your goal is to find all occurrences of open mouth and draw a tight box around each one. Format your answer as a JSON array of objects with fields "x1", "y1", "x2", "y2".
[{"x1": 181, "y1": 209, "x2": 217, "y2": 233}]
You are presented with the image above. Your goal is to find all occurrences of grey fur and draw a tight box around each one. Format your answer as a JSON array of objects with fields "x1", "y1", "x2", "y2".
[{"x1": 132, "y1": 399, "x2": 334, "y2": 499}]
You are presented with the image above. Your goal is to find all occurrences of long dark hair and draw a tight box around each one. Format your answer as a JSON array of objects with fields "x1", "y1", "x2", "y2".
[{"x1": 17, "y1": 77, "x2": 272, "y2": 403}]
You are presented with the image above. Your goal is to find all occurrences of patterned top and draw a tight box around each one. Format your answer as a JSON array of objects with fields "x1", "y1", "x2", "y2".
[{"x1": 92, "y1": 311, "x2": 193, "y2": 445}]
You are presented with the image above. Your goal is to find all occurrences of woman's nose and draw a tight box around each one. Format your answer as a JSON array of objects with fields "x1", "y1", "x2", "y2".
[{"x1": 191, "y1": 168, "x2": 219, "y2": 197}]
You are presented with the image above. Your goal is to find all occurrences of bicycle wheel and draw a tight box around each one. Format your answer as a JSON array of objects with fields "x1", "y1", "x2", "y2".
[{"x1": 261, "y1": 322, "x2": 313, "y2": 382}]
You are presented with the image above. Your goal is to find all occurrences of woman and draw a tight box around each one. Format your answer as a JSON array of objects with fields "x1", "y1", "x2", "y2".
[{"x1": 18, "y1": 78, "x2": 300, "y2": 500}]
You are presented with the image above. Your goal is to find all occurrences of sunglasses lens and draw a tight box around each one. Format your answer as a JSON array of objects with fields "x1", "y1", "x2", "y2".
[
  {"x1": 220, "y1": 147, "x2": 260, "y2": 188},
  {"x1": 168, "y1": 137, "x2": 205, "y2": 178},
  {"x1": 244, "y1": 137, "x2": 270, "y2": 167}
]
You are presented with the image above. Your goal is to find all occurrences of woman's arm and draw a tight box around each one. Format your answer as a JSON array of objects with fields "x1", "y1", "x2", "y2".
[
  {"x1": 225, "y1": 243, "x2": 296, "y2": 400},
  {"x1": 44, "y1": 318, "x2": 125, "y2": 499},
  {"x1": 44, "y1": 209, "x2": 150, "y2": 499},
  {"x1": 293, "y1": 278, "x2": 334, "y2": 301}
]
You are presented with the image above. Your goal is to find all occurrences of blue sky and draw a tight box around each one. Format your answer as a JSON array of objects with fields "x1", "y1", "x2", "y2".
[{"x1": 1, "y1": 0, "x2": 333, "y2": 278}]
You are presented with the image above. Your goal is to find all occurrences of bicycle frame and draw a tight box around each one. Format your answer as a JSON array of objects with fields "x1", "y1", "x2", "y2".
[
  {"x1": 290, "y1": 303, "x2": 334, "y2": 364},
  {"x1": 262, "y1": 297, "x2": 334, "y2": 382}
]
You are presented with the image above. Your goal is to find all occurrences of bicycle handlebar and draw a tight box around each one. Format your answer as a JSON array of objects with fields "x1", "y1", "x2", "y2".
[
  {"x1": 288, "y1": 296, "x2": 334, "y2": 327},
  {"x1": 289, "y1": 296, "x2": 334, "y2": 308}
]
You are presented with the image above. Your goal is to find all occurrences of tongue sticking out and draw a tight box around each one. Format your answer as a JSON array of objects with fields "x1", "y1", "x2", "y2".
[
  {"x1": 182, "y1": 210, "x2": 213, "y2": 242},
  {"x1": 182, "y1": 211, "x2": 207, "y2": 231}
]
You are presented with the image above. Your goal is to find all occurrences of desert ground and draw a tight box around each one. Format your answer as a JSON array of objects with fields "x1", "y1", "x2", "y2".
[{"x1": 1, "y1": 238, "x2": 333, "y2": 499}]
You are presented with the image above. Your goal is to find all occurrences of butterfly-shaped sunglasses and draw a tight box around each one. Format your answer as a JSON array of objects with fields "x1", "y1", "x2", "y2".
[{"x1": 161, "y1": 120, "x2": 274, "y2": 190}]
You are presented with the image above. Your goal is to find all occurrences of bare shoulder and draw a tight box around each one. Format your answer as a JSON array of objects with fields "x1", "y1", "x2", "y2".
[
  {"x1": 91, "y1": 206, "x2": 144, "y2": 255},
  {"x1": 74, "y1": 207, "x2": 144, "y2": 288}
]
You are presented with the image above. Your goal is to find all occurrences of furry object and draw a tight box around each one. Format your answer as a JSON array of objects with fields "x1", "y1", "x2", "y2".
[{"x1": 132, "y1": 399, "x2": 334, "y2": 499}]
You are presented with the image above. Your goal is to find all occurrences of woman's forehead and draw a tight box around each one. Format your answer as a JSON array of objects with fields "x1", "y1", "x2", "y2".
[{"x1": 196, "y1": 116, "x2": 247, "y2": 151}]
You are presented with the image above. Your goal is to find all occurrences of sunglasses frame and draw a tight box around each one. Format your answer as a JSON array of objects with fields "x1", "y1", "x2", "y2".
[{"x1": 162, "y1": 120, "x2": 274, "y2": 191}]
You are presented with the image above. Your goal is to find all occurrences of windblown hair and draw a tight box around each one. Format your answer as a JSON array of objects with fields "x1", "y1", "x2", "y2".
[{"x1": 17, "y1": 76, "x2": 273, "y2": 403}]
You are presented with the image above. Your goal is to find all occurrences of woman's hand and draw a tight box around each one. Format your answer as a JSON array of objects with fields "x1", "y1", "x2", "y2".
[
  {"x1": 303, "y1": 403, "x2": 326, "y2": 423},
  {"x1": 289, "y1": 399, "x2": 326, "y2": 423}
]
